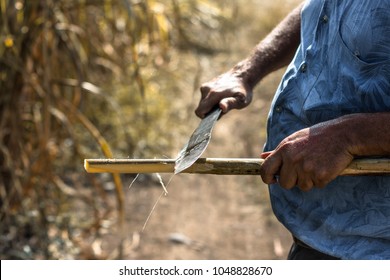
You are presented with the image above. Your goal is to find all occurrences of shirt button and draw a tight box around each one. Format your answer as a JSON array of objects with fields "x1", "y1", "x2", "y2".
[
  {"x1": 275, "y1": 106, "x2": 283, "y2": 113},
  {"x1": 354, "y1": 50, "x2": 360, "y2": 58},
  {"x1": 300, "y1": 62, "x2": 307, "y2": 73},
  {"x1": 322, "y1": 15, "x2": 329, "y2": 23}
]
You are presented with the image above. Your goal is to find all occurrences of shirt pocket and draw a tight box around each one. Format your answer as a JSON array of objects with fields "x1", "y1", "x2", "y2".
[
  {"x1": 304, "y1": 8, "x2": 390, "y2": 123},
  {"x1": 339, "y1": 6, "x2": 390, "y2": 65},
  {"x1": 337, "y1": 8, "x2": 390, "y2": 112}
]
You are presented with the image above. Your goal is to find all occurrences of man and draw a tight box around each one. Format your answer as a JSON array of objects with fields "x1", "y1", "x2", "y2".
[{"x1": 195, "y1": 0, "x2": 390, "y2": 259}]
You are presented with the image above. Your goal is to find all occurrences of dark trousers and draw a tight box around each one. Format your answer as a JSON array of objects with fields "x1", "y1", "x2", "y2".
[{"x1": 288, "y1": 237, "x2": 340, "y2": 260}]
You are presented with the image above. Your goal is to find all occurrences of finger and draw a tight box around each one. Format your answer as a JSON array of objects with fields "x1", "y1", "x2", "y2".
[
  {"x1": 278, "y1": 162, "x2": 298, "y2": 189},
  {"x1": 195, "y1": 86, "x2": 229, "y2": 118},
  {"x1": 200, "y1": 83, "x2": 211, "y2": 99},
  {"x1": 219, "y1": 97, "x2": 241, "y2": 114},
  {"x1": 297, "y1": 176, "x2": 314, "y2": 192},
  {"x1": 260, "y1": 153, "x2": 282, "y2": 184},
  {"x1": 195, "y1": 93, "x2": 242, "y2": 118},
  {"x1": 313, "y1": 176, "x2": 332, "y2": 189},
  {"x1": 195, "y1": 98, "x2": 221, "y2": 118},
  {"x1": 195, "y1": 105, "x2": 207, "y2": 119},
  {"x1": 220, "y1": 91, "x2": 251, "y2": 112},
  {"x1": 195, "y1": 83, "x2": 216, "y2": 118}
]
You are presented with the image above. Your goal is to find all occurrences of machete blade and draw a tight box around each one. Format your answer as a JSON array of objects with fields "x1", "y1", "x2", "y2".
[{"x1": 174, "y1": 107, "x2": 222, "y2": 174}]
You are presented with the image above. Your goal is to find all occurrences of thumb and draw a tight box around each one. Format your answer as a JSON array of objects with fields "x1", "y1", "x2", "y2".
[
  {"x1": 219, "y1": 94, "x2": 251, "y2": 114},
  {"x1": 260, "y1": 151, "x2": 272, "y2": 159},
  {"x1": 219, "y1": 97, "x2": 236, "y2": 114}
]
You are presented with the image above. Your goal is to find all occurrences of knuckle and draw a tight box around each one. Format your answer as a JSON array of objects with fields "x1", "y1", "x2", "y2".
[
  {"x1": 262, "y1": 176, "x2": 273, "y2": 185},
  {"x1": 278, "y1": 177, "x2": 295, "y2": 189},
  {"x1": 302, "y1": 161, "x2": 314, "y2": 174},
  {"x1": 234, "y1": 91, "x2": 246, "y2": 102},
  {"x1": 313, "y1": 169, "x2": 331, "y2": 188},
  {"x1": 200, "y1": 83, "x2": 211, "y2": 95},
  {"x1": 234, "y1": 91, "x2": 251, "y2": 107},
  {"x1": 259, "y1": 167, "x2": 272, "y2": 184},
  {"x1": 260, "y1": 173, "x2": 273, "y2": 184},
  {"x1": 316, "y1": 168, "x2": 329, "y2": 182},
  {"x1": 194, "y1": 108, "x2": 204, "y2": 118},
  {"x1": 298, "y1": 180, "x2": 314, "y2": 192},
  {"x1": 260, "y1": 161, "x2": 278, "y2": 185}
]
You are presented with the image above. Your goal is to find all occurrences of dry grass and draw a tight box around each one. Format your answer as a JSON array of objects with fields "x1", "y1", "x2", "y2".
[{"x1": 0, "y1": 0, "x2": 239, "y2": 259}]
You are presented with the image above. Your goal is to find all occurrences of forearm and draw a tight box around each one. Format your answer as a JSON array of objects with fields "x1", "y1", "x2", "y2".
[
  {"x1": 260, "y1": 112, "x2": 390, "y2": 190},
  {"x1": 195, "y1": 2, "x2": 304, "y2": 118},
  {"x1": 233, "y1": 2, "x2": 303, "y2": 90},
  {"x1": 340, "y1": 113, "x2": 390, "y2": 157}
]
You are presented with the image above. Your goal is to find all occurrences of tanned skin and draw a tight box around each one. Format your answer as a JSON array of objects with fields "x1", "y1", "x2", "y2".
[
  {"x1": 195, "y1": 2, "x2": 390, "y2": 191},
  {"x1": 195, "y1": 3, "x2": 302, "y2": 119}
]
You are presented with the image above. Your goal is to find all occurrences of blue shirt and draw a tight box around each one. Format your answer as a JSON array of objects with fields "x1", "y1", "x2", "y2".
[{"x1": 265, "y1": 0, "x2": 390, "y2": 259}]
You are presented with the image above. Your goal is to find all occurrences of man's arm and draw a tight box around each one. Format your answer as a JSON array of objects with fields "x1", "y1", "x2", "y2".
[
  {"x1": 260, "y1": 112, "x2": 390, "y2": 191},
  {"x1": 195, "y1": 3, "x2": 303, "y2": 118}
]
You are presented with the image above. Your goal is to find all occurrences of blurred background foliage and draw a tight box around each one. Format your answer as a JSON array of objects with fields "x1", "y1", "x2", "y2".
[{"x1": 0, "y1": 0, "x2": 300, "y2": 259}]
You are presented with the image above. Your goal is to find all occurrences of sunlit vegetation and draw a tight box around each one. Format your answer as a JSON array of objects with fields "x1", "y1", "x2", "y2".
[{"x1": 0, "y1": 0, "x2": 240, "y2": 259}]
